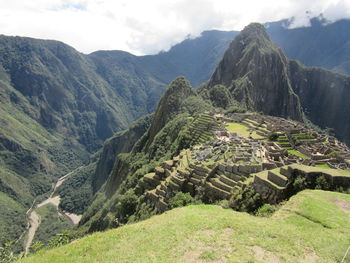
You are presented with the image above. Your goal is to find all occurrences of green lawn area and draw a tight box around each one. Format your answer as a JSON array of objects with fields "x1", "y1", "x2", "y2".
[
  {"x1": 288, "y1": 149, "x2": 310, "y2": 159},
  {"x1": 225, "y1": 122, "x2": 264, "y2": 139},
  {"x1": 19, "y1": 190, "x2": 350, "y2": 263},
  {"x1": 315, "y1": 163, "x2": 331, "y2": 169},
  {"x1": 290, "y1": 164, "x2": 350, "y2": 177}
]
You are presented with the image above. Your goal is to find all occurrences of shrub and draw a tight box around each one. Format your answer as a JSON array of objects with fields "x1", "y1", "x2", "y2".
[
  {"x1": 169, "y1": 192, "x2": 197, "y2": 208},
  {"x1": 292, "y1": 176, "x2": 307, "y2": 192},
  {"x1": 0, "y1": 241, "x2": 19, "y2": 263},
  {"x1": 256, "y1": 204, "x2": 277, "y2": 217},
  {"x1": 224, "y1": 105, "x2": 247, "y2": 114},
  {"x1": 218, "y1": 200, "x2": 230, "y2": 209},
  {"x1": 230, "y1": 186, "x2": 264, "y2": 213},
  {"x1": 315, "y1": 176, "x2": 330, "y2": 190},
  {"x1": 117, "y1": 190, "x2": 138, "y2": 222},
  {"x1": 268, "y1": 132, "x2": 279, "y2": 141},
  {"x1": 47, "y1": 230, "x2": 80, "y2": 249}
]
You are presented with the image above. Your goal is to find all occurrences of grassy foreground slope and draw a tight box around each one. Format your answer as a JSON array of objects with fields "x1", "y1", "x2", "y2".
[{"x1": 20, "y1": 190, "x2": 350, "y2": 263}]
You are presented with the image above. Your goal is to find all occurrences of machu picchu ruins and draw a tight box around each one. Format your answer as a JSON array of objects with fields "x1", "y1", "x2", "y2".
[{"x1": 142, "y1": 110, "x2": 350, "y2": 212}]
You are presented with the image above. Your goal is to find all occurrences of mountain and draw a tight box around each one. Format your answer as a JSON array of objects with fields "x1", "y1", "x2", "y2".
[
  {"x1": 205, "y1": 23, "x2": 350, "y2": 145},
  {"x1": 77, "y1": 77, "x2": 212, "y2": 232},
  {"x1": 267, "y1": 17, "x2": 350, "y2": 76},
  {"x1": 138, "y1": 30, "x2": 238, "y2": 87},
  {"x1": 207, "y1": 23, "x2": 303, "y2": 121},
  {"x1": 129, "y1": 18, "x2": 350, "y2": 92},
  {"x1": 1, "y1": 17, "x2": 350, "y2": 251},
  {"x1": 75, "y1": 23, "x2": 350, "y2": 235},
  {"x1": 0, "y1": 36, "x2": 166, "y2": 246}
]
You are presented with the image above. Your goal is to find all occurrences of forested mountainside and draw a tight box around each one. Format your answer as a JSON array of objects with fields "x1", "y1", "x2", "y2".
[
  {"x1": 0, "y1": 35, "x2": 166, "y2": 246},
  {"x1": 72, "y1": 24, "x2": 350, "y2": 236},
  {"x1": 1, "y1": 17, "x2": 350, "y2": 254}
]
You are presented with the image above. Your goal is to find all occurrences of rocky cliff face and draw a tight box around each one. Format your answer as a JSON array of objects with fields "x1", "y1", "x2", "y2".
[
  {"x1": 92, "y1": 114, "x2": 153, "y2": 193},
  {"x1": 288, "y1": 60, "x2": 350, "y2": 145},
  {"x1": 207, "y1": 23, "x2": 350, "y2": 145},
  {"x1": 208, "y1": 23, "x2": 303, "y2": 121}
]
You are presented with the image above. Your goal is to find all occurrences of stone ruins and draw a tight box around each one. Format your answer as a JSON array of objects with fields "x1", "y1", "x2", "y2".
[{"x1": 141, "y1": 111, "x2": 350, "y2": 212}]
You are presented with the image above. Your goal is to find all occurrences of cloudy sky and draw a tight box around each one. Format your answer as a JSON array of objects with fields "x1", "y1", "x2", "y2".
[{"x1": 0, "y1": 0, "x2": 349, "y2": 55}]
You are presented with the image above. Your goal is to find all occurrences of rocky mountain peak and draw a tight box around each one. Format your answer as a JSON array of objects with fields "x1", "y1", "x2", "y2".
[
  {"x1": 239, "y1": 23, "x2": 271, "y2": 43},
  {"x1": 207, "y1": 23, "x2": 303, "y2": 121}
]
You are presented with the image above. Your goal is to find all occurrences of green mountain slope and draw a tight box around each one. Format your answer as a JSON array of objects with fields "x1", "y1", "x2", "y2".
[
  {"x1": 19, "y1": 190, "x2": 350, "y2": 263},
  {"x1": 0, "y1": 35, "x2": 166, "y2": 246},
  {"x1": 76, "y1": 77, "x2": 213, "y2": 232},
  {"x1": 2, "y1": 17, "x2": 350, "y2": 251}
]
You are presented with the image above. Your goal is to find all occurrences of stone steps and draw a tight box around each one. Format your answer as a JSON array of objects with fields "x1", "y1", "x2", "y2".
[
  {"x1": 189, "y1": 176, "x2": 202, "y2": 185},
  {"x1": 143, "y1": 173, "x2": 161, "y2": 188},
  {"x1": 162, "y1": 160, "x2": 174, "y2": 170},
  {"x1": 254, "y1": 171, "x2": 286, "y2": 192},
  {"x1": 155, "y1": 186, "x2": 166, "y2": 198},
  {"x1": 241, "y1": 120, "x2": 255, "y2": 128},
  {"x1": 157, "y1": 199, "x2": 168, "y2": 212},
  {"x1": 170, "y1": 174, "x2": 185, "y2": 185},
  {"x1": 267, "y1": 170, "x2": 288, "y2": 187},
  {"x1": 189, "y1": 164, "x2": 210, "y2": 173},
  {"x1": 219, "y1": 171, "x2": 244, "y2": 182},
  {"x1": 219, "y1": 174, "x2": 237, "y2": 187},
  {"x1": 210, "y1": 177, "x2": 234, "y2": 193},
  {"x1": 160, "y1": 182, "x2": 167, "y2": 191},
  {"x1": 167, "y1": 180, "x2": 181, "y2": 191},
  {"x1": 192, "y1": 172, "x2": 206, "y2": 180},
  {"x1": 244, "y1": 118, "x2": 260, "y2": 126},
  {"x1": 205, "y1": 182, "x2": 231, "y2": 199},
  {"x1": 280, "y1": 167, "x2": 292, "y2": 178},
  {"x1": 147, "y1": 189, "x2": 159, "y2": 203}
]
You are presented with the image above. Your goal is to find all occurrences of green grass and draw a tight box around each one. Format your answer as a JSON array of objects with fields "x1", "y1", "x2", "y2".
[
  {"x1": 288, "y1": 150, "x2": 310, "y2": 159},
  {"x1": 315, "y1": 163, "x2": 331, "y2": 169},
  {"x1": 276, "y1": 141, "x2": 291, "y2": 145},
  {"x1": 19, "y1": 190, "x2": 350, "y2": 263},
  {"x1": 226, "y1": 122, "x2": 264, "y2": 139},
  {"x1": 290, "y1": 164, "x2": 350, "y2": 177}
]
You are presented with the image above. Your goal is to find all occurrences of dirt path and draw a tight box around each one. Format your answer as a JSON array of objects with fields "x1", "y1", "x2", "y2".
[
  {"x1": 24, "y1": 211, "x2": 40, "y2": 256},
  {"x1": 23, "y1": 171, "x2": 82, "y2": 255}
]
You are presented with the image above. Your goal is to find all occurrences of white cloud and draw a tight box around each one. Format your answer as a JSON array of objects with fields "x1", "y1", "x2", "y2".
[{"x1": 0, "y1": 0, "x2": 349, "y2": 55}]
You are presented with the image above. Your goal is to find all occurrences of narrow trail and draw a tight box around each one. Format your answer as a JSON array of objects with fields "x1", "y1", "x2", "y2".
[
  {"x1": 24, "y1": 211, "x2": 40, "y2": 256},
  {"x1": 23, "y1": 171, "x2": 82, "y2": 255}
]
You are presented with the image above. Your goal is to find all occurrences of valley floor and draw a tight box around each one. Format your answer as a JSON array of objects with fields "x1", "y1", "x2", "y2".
[
  {"x1": 19, "y1": 190, "x2": 350, "y2": 263},
  {"x1": 23, "y1": 171, "x2": 82, "y2": 254}
]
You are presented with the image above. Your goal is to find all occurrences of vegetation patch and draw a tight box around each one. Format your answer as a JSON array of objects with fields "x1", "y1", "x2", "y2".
[
  {"x1": 32, "y1": 204, "x2": 72, "y2": 247},
  {"x1": 288, "y1": 149, "x2": 309, "y2": 159},
  {"x1": 18, "y1": 190, "x2": 350, "y2": 263}
]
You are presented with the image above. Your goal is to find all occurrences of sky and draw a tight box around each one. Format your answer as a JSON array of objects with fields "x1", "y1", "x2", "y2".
[{"x1": 0, "y1": 0, "x2": 349, "y2": 55}]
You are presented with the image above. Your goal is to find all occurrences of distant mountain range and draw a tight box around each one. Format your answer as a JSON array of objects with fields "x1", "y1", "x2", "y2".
[
  {"x1": 76, "y1": 22, "x2": 350, "y2": 237},
  {"x1": 0, "y1": 17, "x2": 350, "y2": 248}
]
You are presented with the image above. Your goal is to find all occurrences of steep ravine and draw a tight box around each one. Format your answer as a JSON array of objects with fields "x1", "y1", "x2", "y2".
[{"x1": 23, "y1": 171, "x2": 82, "y2": 255}]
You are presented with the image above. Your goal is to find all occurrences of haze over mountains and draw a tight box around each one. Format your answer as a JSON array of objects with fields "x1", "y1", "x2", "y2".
[{"x1": 0, "y1": 17, "x2": 350, "y2": 256}]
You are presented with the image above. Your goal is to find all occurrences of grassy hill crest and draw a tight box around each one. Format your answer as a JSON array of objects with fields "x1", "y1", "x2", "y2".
[{"x1": 18, "y1": 190, "x2": 350, "y2": 263}]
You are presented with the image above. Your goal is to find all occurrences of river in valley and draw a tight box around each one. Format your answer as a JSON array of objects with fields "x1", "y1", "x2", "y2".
[{"x1": 23, "y1": 171, "x2": 82, "y2": 255}]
